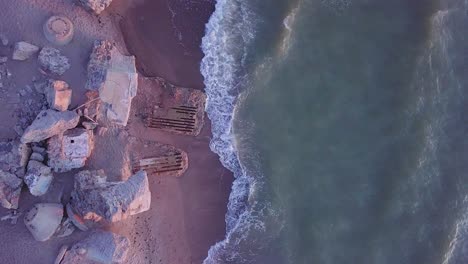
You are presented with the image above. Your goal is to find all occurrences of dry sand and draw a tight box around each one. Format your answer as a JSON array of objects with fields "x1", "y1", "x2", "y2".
[{"x1": 0, "y1": 0, "x2": 232, "y2": 263}]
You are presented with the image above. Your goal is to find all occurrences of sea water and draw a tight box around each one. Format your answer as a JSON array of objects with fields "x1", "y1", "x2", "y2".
[{"x1": 201, "y1": 0, "x2": 468, "y2": 263}]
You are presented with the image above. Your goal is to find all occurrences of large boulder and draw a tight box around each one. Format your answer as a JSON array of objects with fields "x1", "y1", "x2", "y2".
[
  {"x1": 68, "y1": 170, "x2": 150, "y2": 229},
  {"x1": 0, "y1": 170, "x2": 22, "y2": 209},
  {"x1": 12, "y1": 41, "x2": 39, "y2": 61},
  {"x1": 24, "y1": 160, "x2": 53, "y2": 196},
  {"x1": 86, "y1": 40, "x2": 137, "y2": 126},
  {"x1": 48, "y1": 128, "x2": 94, "y2": 172},
  {"x1": 24, "y1": 203, "x2": 63, "y2": 242},
  {"x1": 38, "y1": 47, "x2": 71, "y2": 75},
  {"x1": 21, "y1": 109, "x2": 80, "y2": 143},
  {"x1": 46, "y1": 80, "x2": 72, "y2": 111},
  {"x1": 61, "y1": 230, "x2": 130, "y2": 264},
  {"x1": 78, "y1": 0, "x2": 114, "y2": 15}
]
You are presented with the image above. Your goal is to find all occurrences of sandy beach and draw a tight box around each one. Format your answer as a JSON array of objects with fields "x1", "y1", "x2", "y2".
[{"x1": 0, "y1": 0, "x2": 232, "y2": 263}]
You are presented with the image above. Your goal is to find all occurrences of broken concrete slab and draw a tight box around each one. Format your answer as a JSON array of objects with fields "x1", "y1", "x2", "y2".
[
  {"x1": 38, "y1": 47, "x2": 71, "y2": 75},
  {"x1": 48, "y1": 128, "x2": 94, "y2": 172},
  {"x1": 24, "y1": 160, "x2": 53, "y2": 196},
  {"x1": 12, "y1": 41, "x2": 39, "y2": 61},
  {"x1": 61, "y1": 230, "x2": 130, "y2": 264},
  {"x1": 24, "y1": 203, "x2": 63, "y2": 242},
  {"x1": 46, "y1": 80, "x2": 72, "y2": 111},
  {"x1": 86, "y1": 40, "x2": 137, "y2": 126},
  {"x1": 0, "y1": 170, "x2": 23, "y2": 209},
  {"x1": 43, "y1": 15, "x2": 74, "y2": 46},
  {"x1": 21, "y1": 109, "x2": 80, "y2": 143},
  {"x1": 69, "y1": 170, "x2": 150, "y2": 229},
  {"x1": 78, "y1": 0, "x2": 114, "y2": 15}
]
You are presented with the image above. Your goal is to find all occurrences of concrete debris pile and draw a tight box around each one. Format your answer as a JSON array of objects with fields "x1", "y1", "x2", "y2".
[
  {"x1": 86, "y1": 40, "x2": 137, "y2": 126},
  {"x1": 68, "y1": 170, "x2": 151, "y2": 230},
  {"x1": 38, "y1": 47, "x2": 71, "y2": 75},
  {"x1": 78, "y1": 0, "x2": 114, "y2": 15},
  {"x1": 48, "y1": 128, "x2": 94, "y2": 172},
  {"x1": 57, "y1": 230, "x2": 130, "y2": 264}
]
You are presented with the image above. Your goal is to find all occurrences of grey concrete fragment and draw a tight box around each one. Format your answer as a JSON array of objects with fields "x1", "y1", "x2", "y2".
[
  {"x1": 69, "y1": 171, "x2": 151, "y2": 228},
  {"x1": 24, "y1": 160, "x2": 53, "y2": 196},
  {"x1": 86, "y1": 40, "x2": 137, "y2": 126},
  {"x1": 0, "y1": 170, "x2": 22, "y2": 209},
  {"x1": 61, "y1": 230, "x2": 129, "y2": 264},
  {"x1": 30, "y1": 152, "x2": 45, "y2": 162},
  {"x1": 24, "y1": 203, "x2": 63, "y2": 242},
  {"x1": 21, "y1": 109, "x2": 80, "y2": 143},
  {"x1": 54, "y1": 218, "x2": 75, "y2": 238},
  {"x1": 38, "y1": 47, "x2": 71, "y2": 75},
  {"x1": 45, "y1": 80, "x2": 72, "y2": 111},
  {"x1": 12, "y1": 41, "x2": 39, "y2": 61},
  {"x1": 48, "y1": 128, "x2": 94, "y2": 172},
  {"x1": 78, "y1": 0, "x2": 114, "y2": 14}
]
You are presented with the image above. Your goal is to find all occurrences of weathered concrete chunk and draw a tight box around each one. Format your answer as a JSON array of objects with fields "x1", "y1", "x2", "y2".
[
  {"x1": 21, "y1": 109, "x2": 80, "y2": 143},
  {"x1": 78, "y1": 0, "x2": 114, "y2": 14},
  {"x1": 69, "y1": 170, "x2": 150, "y2": 229},
  {"x1": 30, "y1": 152, "x2": 45, "y2": 162},
  {"x1": 24, "y1": 160, "x2": 53, "y2": 196},
  {"x1": 86, "y1": 40, "x2": 137, "y2": 126},
  {"x1": 61, "y1": 230, "x2": 130, "y2": 264},
  {"x1": 0, "y1": 170, "x2": 22, "y2": 209},
  {"x1": 38, "y1": 47, "x2": 71, "y2": 75},
  {"x1": 48, "y1": 128, "x2": 94, "y2": 172},
  {"x1": 46, "y1": 80, "x2": 72, "y2": 111},
  {"x1": 12, "y1": 41, "x2": 39, "y2": 61},
  {"x1": 24, "y1": 203, "x2": 63, "y2": 242},
  {"x1": 0, "y1": 140, "x2": 31, "y2": 178},
  {"x1": 43, "y1": 15, "x2": 74, "y2": 46}
]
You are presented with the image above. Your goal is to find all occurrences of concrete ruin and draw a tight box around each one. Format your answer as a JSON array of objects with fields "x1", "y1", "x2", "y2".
[
  {"x1": 24, "y1": 203, "x2": 63, "y2": 242},
  {"x1": 38, "y1": 47, "x2": 71, "y2": 75},
  {"x1": 46, "y1": 80, "x2": 72, "y2": 111},
  {"x1": 86, "y1": 40, "x2": 137, "y2": 126},
  {"x1": 146, "y1": 79, "x2": 206, "y2": 136},
  {"x1": 21, "y1": 109, "x2": 80, "y2": 143},
  {"x1": 68, "y1": 170, "x2": 151, "y2": 230},
  {"x1": 48, "y1": 128, "x2": 94, "y2": 173},
  {"x1": 59, "y1": 230, "x2": 130, "y2": 264},
  {"x1": 12, "y1": 41, "x2": 39, "y2": 61},
  {"x1": 78, "y1": 0, "x2": 114, "y2": 15}
]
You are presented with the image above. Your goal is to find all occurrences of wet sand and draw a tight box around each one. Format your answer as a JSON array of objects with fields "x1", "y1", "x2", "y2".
[{"x1": 0, "y1": 0, "x2": 232, "y2": 263}]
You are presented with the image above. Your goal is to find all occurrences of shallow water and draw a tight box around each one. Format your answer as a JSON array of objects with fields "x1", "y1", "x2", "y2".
[{"x1": 202, "y1": 0, "x2": 468, "y2": 263}]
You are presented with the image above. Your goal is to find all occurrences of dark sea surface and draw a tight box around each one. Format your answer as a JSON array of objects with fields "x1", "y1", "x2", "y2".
[{"x1": 201, "y1": 0, "x2": 468, "y2": 263}]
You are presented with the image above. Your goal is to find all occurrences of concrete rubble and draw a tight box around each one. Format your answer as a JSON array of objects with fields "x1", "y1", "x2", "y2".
[
  {"x1": 48, "y1": 128, "x2": 94, "y2": 172},
  {"x1": 24, "y1": 160, "x2": 53, "y2": 196},
  {"x1": 0, "y1": 170, "x2": 23, "y2": 209},
  {"x1": 54, "y1": 217, "x2": 76, "y2": 238},
  {"x1": 46, "y1": 79, "x2": 72, "y2": 111},
  {"x1": 78, "y1": 0, "x2": 114, "y2": 15},
  {"x1": 24, "y1": 203, "x2": 63, "y2": 242},
  {"x1": 38, "y1": 47, "x2": 71, "y2": 75},
  {"x1": 60, "y1": 230, "x2": 130, "y2": 264},
  {"x1": 1, "y1": 210, "x2": 21, "y2": 225},
  {"x1": 12, "y1": 41, "x2": 39, "y2": 61},
  {"x1": 68, "y1": 170, "x2": 151, "y2": 230},
  {"x1": 21, "y1": 109, "x2": 80, "y2": 143},
  {"x1": 86, "y1": 40, "x2": 137, "y2": 126}
]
